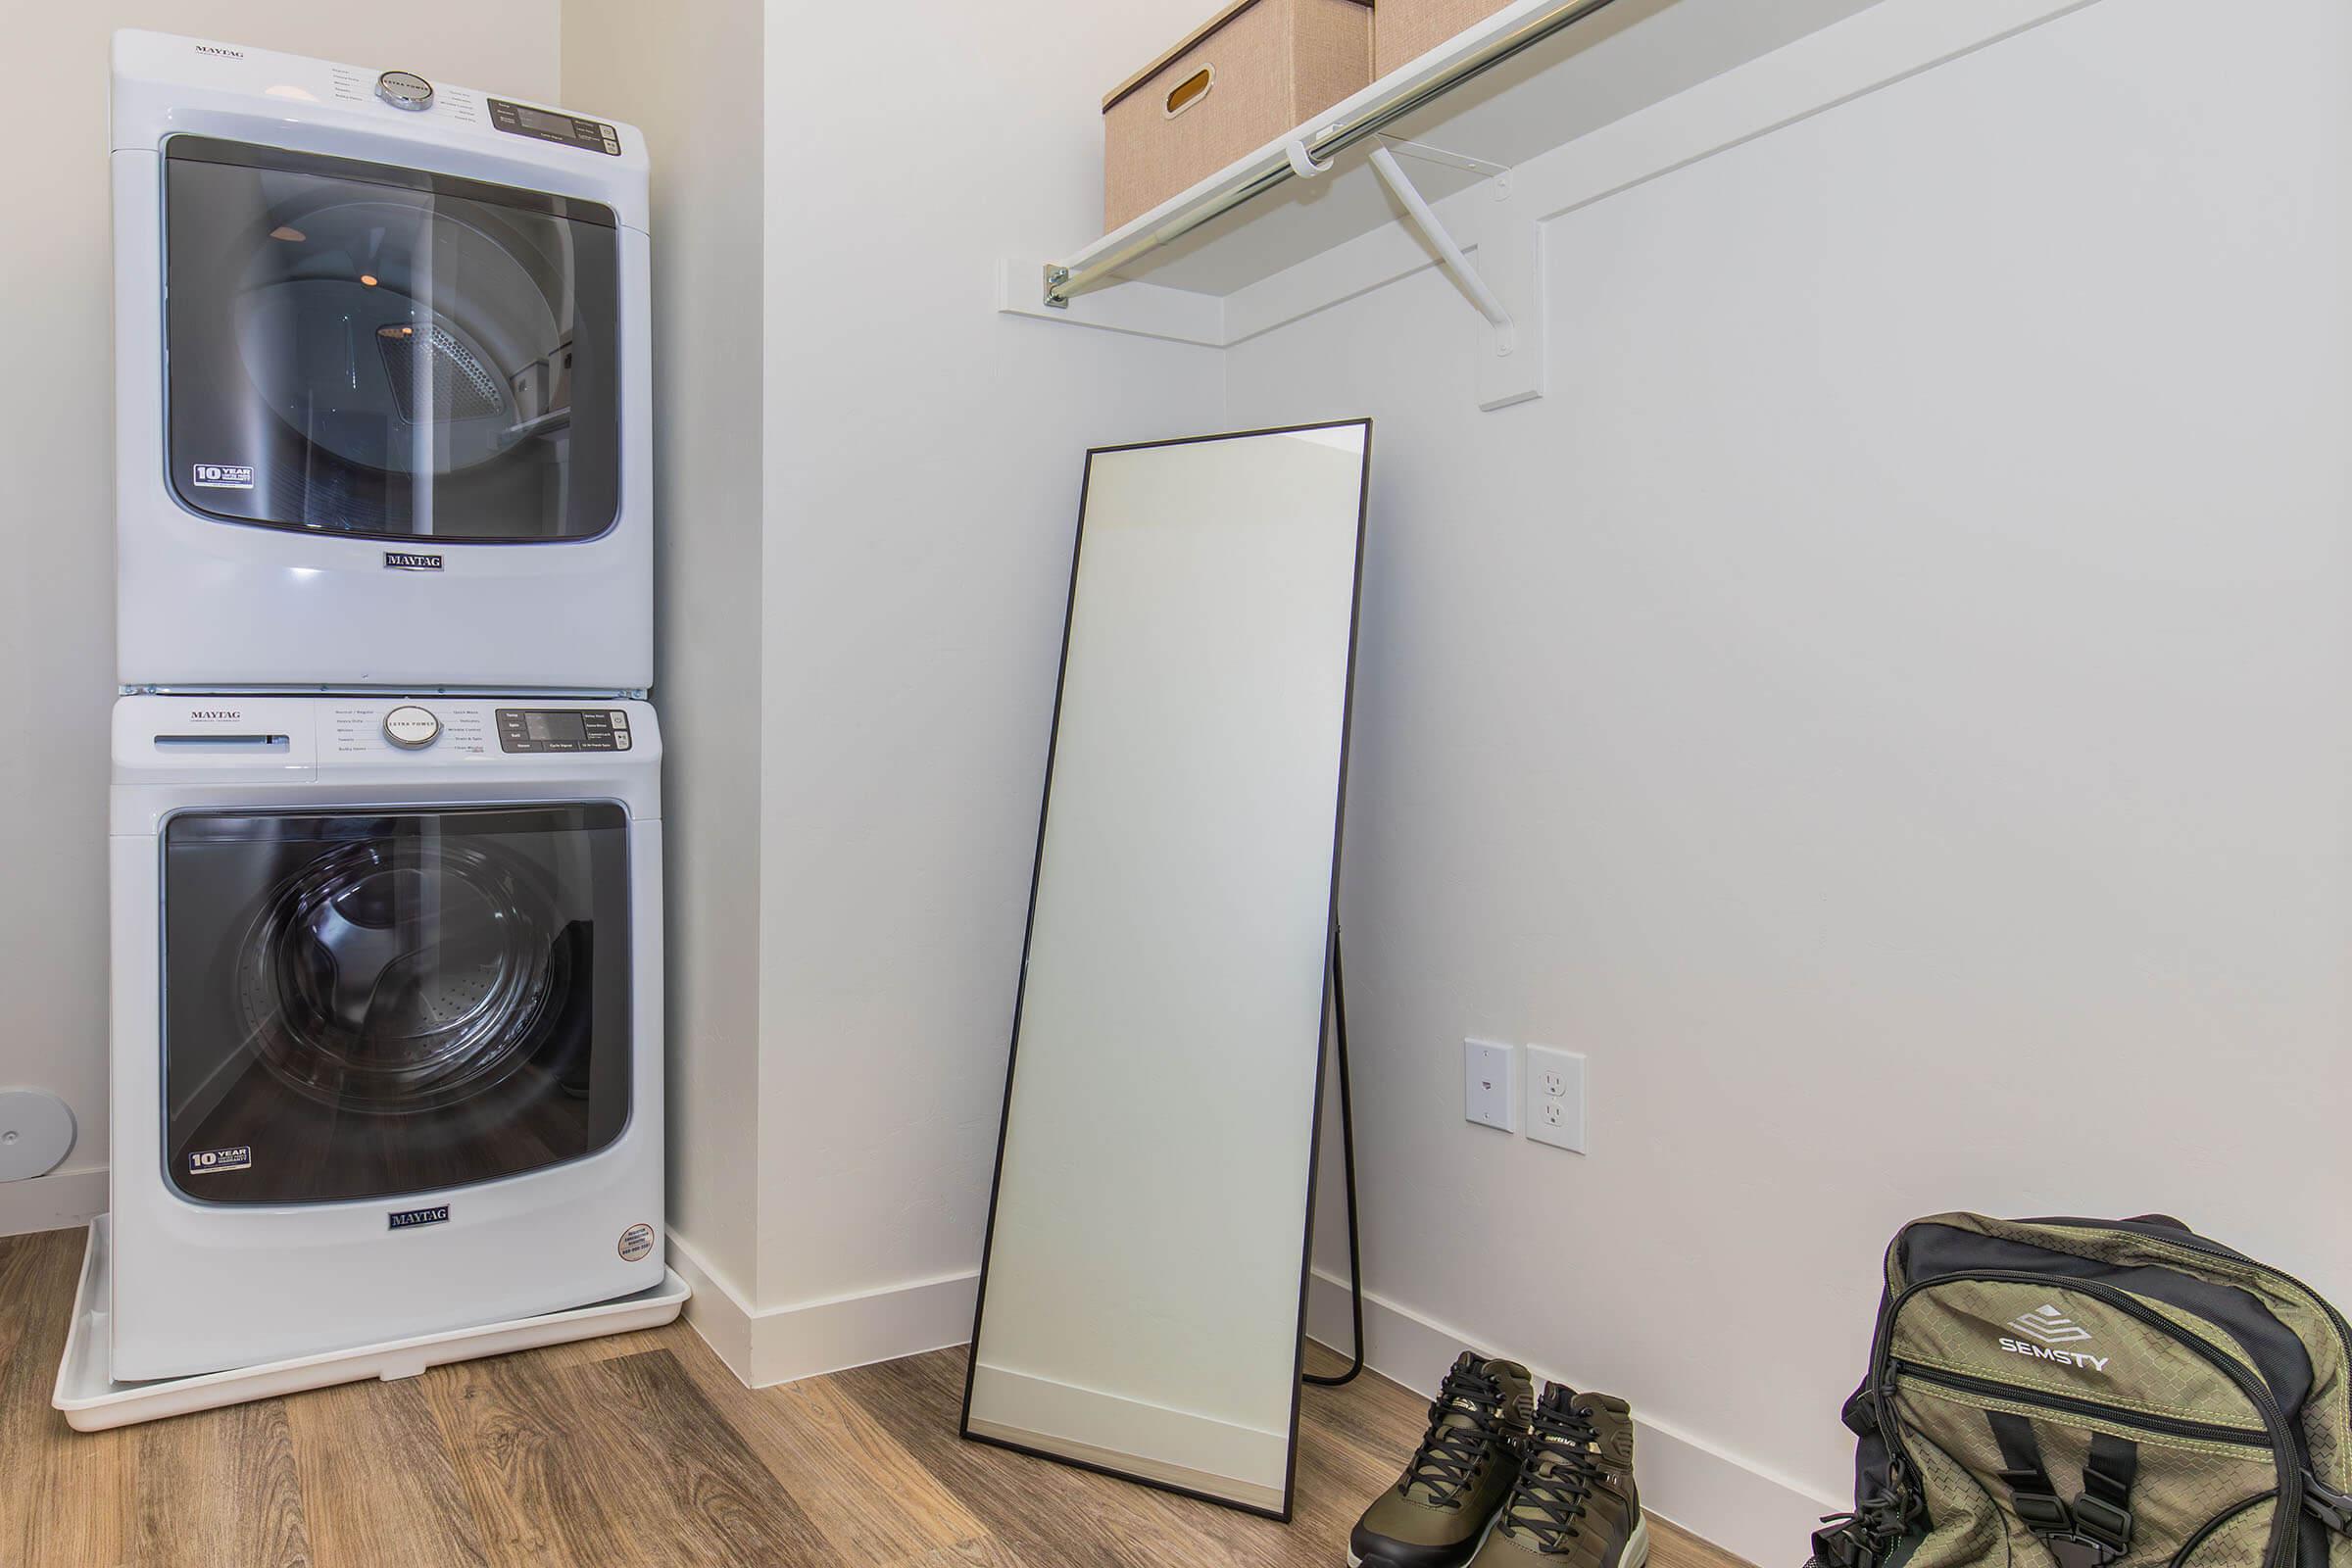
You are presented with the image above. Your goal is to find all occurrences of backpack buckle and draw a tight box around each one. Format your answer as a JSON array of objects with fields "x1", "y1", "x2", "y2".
[
  {"x1": 2308, "y1": 1473, "x2": 2352, "y2": 1535},
  {"x1": 2007, "y1": 1490, "x2": 2072, "y2": 1533},
  {"x1": 2006, "y1": 1492, "x2": 2127, "y2": 1568},
  {"x1": 2071, "y1": 1494, "x2": 2132, "y2": 1555}
]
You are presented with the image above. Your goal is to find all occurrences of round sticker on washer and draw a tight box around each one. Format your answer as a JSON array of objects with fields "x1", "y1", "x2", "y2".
[{"x1": 618, "y1": 1223, "x2": 657, "y2": 1262}]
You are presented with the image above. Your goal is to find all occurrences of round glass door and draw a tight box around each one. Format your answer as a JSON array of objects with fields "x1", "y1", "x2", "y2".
[
  {"x1": 239, "y1": 838, "x2": 566, "y2": 1113},
  {"x1": 163, "y1": 137, "x2": 621, "y2": 543},
  {"x1": 164, "y1": 806, "x2": 631, "y2": 1205}
]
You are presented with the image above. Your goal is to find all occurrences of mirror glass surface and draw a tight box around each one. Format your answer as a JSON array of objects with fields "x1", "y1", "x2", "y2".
[{"x1": 964, "y1": 421, "x2": 1370, "y2": 1515}]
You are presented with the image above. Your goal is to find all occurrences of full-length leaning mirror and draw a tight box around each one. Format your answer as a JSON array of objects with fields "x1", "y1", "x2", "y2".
[{"x1": 961, "y1": 420, "x2": 1371, "y2": 1518}]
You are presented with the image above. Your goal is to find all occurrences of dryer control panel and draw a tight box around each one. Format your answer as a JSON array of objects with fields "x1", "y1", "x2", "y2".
[{"x1": 488, "y1": 97, "x2": 623, "y2": 156}]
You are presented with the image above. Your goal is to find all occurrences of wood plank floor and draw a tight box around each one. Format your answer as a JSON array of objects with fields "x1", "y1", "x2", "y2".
[{"x1": 0, "y1": 1228, "x2": 1750, "y2": 1568}]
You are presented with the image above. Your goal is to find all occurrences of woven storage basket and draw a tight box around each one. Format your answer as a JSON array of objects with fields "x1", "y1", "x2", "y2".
[{"x1": 1102, "y1": 0, "x2": 1372, "y2": 233}]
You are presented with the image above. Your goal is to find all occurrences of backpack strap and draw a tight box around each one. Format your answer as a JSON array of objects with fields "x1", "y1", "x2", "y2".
[
  {"x1": 1986, "y1": 1412, "x2": 2073, "y2": 1536},
  {"x1": 2072, "y1": 1433, "x2": 2137, "y2": 1558},
  {"x1": 1984, "y1": 1412, "x2": 2136, "y2": 1567},
  {"x1": 1809, "y1": 1488, "x2": 1913, "y2": 1568}
]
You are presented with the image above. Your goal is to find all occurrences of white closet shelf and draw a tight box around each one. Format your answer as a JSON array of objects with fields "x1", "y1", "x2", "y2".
[
  {"x1": 1004, "y1": 0, "x2": 1883, "y2": 327},
  {"x1": 999, "y1": 0, "x2": 2089, "y2": 389}
]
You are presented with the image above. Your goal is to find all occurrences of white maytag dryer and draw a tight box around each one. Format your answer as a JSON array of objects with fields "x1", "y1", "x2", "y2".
[{"x1": 111, "y1": 31, "x2": 653, "y2": 694}]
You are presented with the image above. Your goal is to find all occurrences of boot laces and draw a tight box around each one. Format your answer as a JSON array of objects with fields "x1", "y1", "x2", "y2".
[
  {"x1": 1501, "y1": 1398, "x2": 1605, "y2": 1551},
  {"x1": 1401, "y1": 1362, "x2": 1511, "y2": 1507}
]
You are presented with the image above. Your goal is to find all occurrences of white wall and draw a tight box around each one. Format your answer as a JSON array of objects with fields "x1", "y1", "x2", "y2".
[
  {"x1": 18, "y1": 5, "x2": 2340, "y2": 1560},
  {"x1": 561, "y1": 0, "x2": 1227, "y2": 1373},
  {"x1": 0, "y1": 2, "x2": 561, "y2": 1235},
  {"x1": 1231, "y1": 0, "x2": 2352, "y2": 1554},
  {"x1": 562, "y1": 0, "x2": 768, "y2": 1320},
  {"x1": 742, "y1": 0, "x2": 1225, "y2": 1362}
]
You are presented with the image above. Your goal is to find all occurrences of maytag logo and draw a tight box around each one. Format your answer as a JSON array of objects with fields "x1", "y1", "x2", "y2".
[
  {"x1": 195, "y1": 43, "x2": 245, "y2": 59},
  {"x1": 388, "y1": 1204, "x2": 451, "y2": 1232},
  {"x1": 187, "y1": 709, "x2": 242, "y2": 721},
  {"x1": 384, "y1": 552, "x2": 444, "y2": 571}
]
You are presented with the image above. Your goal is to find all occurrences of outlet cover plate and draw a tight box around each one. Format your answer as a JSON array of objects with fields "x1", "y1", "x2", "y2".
[
  {"x1": 1463, "y1": 1039, "x2": 1516, "y2": 1132},
  {"x1": 1525, "y1": 1045, "x2": 1586, "y2": 1152}
]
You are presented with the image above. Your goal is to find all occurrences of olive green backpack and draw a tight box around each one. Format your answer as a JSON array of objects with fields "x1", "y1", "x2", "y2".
[{"x1": 1808, "y1": 1213, "x2": 2352, "y2": 1568}]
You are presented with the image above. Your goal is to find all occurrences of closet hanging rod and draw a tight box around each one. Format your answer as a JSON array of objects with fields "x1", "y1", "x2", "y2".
[{"x1": 1045, "y1": 0, "x2": 1628, "y2": 307}]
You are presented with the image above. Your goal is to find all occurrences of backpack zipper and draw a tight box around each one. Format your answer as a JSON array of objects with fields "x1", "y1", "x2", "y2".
[
  {"x1": 2028, "y1": 1216, "x2": 2352, "y2": 1451},
  {"x1": 1895, "y1": 1361, "x2": 2282, "y2": 1568},
  {"x1": 2169, "y1": 1492, "x2": 2276, "y2": 1567},
  {"x1": 1868, "y1": 1270, "x2": 2301, "y2": 1568},
  {"x1": 1893, "y1": 1360, "x2": 2273, "y2": 1447}
]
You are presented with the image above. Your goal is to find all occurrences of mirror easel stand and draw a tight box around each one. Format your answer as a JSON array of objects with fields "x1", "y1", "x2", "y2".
[{"x1": 1303, "y1": 928, "x2": 1364, "y2": 1390}]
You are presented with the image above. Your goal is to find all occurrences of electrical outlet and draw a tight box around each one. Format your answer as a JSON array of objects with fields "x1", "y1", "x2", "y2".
[
  {"x1": 1463, "y1": 1039, "x2": 1516, "y2": 1132},
  {"x1": 1524, "y1": 1045, "x2": 1586, "y2": 1152}
]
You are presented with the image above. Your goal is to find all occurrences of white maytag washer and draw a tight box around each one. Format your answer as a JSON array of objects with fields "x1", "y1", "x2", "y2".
[
  {"x1": 109, "y1": 695, "x2": 663, "y2": 1380},
  {"x1": 111, "y1": 31, "x2": 653, "y2": 694}
]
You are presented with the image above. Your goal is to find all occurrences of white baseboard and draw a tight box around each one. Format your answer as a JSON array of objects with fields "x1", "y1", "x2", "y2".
[
  {"x1": 1307, "y1": 1268, "x2": 1836, "y2": 1566},
  {"x1": 664, "y1": 1231, "x2": 760, "y2": 1378},
  {"x1": 666, "y1": 1231, "x2": 979, "y2": 1390},
  {"x1": 0, "y1": 1166, "x2": 106, "y2": 1241}
]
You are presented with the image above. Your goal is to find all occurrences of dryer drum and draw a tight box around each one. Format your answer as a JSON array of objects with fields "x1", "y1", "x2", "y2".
[
  {"x1": 161, "y1": 136, "x2": 622, "y2": 545},
  {"x1": 235, "y1": 839, "x2": 568, "y2": 1113},
  {"x1": 230, "y1": 197, "x2": 553, "y2": 479}
]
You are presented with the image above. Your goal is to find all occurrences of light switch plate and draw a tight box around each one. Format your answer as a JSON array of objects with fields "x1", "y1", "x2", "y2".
[
  {"x1": 1524, "y1": 1045, "x2": 1586, "y2": 1152},
  {"x1": 1463, "y1": 1039, "x2": 1515, "y2": 1132}
]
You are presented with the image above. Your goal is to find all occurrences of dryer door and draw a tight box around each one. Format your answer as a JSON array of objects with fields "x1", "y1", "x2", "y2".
[
  {"x1": 162, "y1": 136, "x2": 621, "y2": 543},
  {"x1": 161, "y1": 804, "x2": 632, "y2": 1205}
]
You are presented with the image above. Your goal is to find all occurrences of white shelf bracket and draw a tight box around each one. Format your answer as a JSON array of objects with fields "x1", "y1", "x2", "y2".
[
  {"x1": 1369, "y1": 137, "x2": 1544, "y2": 412},
  {"x1": 1368, "y1": 144, "x2": 1508, "y2": 333}
]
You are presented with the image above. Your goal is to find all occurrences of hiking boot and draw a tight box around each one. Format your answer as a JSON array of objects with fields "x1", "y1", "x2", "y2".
[
  {"x1": 1348, "y1": 1351, "x2": 1534, "y2": 1568},
  {"x1": 1467, "y1": 1386, "x2": 1648, "y2": 1568}
]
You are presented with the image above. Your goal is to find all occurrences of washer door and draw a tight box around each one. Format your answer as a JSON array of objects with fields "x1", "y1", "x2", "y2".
[
  {"x1": 162, "y1": 136, "x2": 621, "y2": 543},
  {"x1": 162, "y1": 805, "x2": 632, "y2": 1205}
]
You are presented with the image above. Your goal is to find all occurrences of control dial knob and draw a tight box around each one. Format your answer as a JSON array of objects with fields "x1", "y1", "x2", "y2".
[
  {"x1": 383, "y1": 706, "x2": 442, "y2": 749},
  {"x1": 376, "y1": 71, "x2": 434, "y2": 112}
]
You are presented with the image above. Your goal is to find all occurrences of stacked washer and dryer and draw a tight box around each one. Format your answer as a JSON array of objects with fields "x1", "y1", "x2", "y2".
[{"x1": 97, "y1": 32, "x2": 671, "y2": 1389}]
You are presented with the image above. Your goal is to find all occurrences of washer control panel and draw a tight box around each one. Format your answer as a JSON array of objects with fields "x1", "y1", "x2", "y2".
[
  {"x1": 496, "y1": 708, "x2": 633, "y2": 754},
  {"x1": 488, "y1": 97, "x2": 622, "y2": 156},
  {"x1": 328, "y1": 704, "x2": 489, "y2": 758},
  {"x1": 122, "y1": 698, "x2": 657, "y2": 779}
]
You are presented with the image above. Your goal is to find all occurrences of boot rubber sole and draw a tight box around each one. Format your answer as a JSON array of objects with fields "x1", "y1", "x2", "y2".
[{"x1": 1348, "y1": 1512, "x2": 1648, "y2": 1568}]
